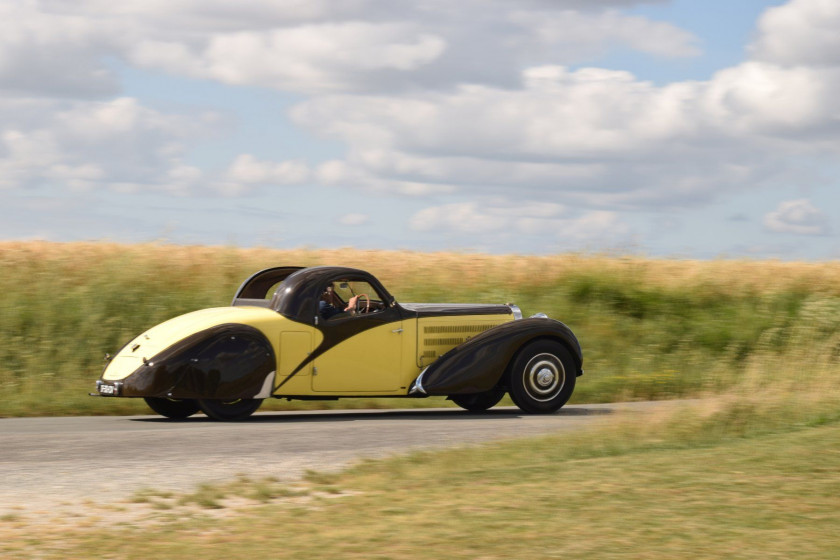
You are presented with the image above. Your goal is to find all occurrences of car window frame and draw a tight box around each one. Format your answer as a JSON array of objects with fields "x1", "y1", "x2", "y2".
[{"x1": 320, "y1": 277, "x2": 388, "y2": 322}]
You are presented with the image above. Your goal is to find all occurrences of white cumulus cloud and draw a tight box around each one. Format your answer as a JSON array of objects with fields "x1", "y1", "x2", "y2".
[
  {"x1": 410, "y1": 200, "x2": 630, "y2": 246},
  {"x1": 0, "y1": 97, "x2": 220, "y2": 194},
  {"x1": 763, "y1": 199, "x2": 831, "y2": 236},
  {"x1": 750, "y1": 0, "x2": 840, "y2": 67},
  {"x1": 226, "y1": 154, "x2": 310, "y2": 186}
]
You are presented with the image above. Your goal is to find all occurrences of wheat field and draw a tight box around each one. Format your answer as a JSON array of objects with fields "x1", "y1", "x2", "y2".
[{"x1": 1, "y1": 241, "x2": 838, "y2": 416}]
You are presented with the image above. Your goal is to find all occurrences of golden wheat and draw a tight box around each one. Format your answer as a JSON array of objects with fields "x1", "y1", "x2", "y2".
[{"x1": 3, "y1": 241, "x2": 839, "y2": 294}]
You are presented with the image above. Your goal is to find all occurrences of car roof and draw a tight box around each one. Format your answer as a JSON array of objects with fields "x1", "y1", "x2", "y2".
[{"x1": 269, "y1": 266, "x2": 394, "y2": 322}]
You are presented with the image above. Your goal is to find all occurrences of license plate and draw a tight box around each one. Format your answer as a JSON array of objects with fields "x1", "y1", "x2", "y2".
[{"x1": 99, "y1": 384, "x2": 117, "y2": 396}]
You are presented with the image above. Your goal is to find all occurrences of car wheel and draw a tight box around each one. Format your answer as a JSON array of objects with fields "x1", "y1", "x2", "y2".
[
  {"x1": 450, "y1": 386, "x2": 506, "y2": 412},
  {"x1": 144, "y1": 397, "x2": 201, "y2": 419},
  {"x1": 508, "y1": 340, "x2": 576, "y2": 414},
  {"x1": 198, "y1": 398, "x2": 262, "y2": 421}
]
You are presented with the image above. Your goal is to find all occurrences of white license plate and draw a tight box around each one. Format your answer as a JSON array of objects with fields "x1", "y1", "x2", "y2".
[{"x1": 99, "y1": 384, "x2": 117, "y2": 396}]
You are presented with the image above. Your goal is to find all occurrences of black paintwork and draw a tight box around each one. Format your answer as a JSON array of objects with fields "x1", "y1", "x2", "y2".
[
  {"x1": 232, "y1": 266, "x2": 305, "y2": 302},
  {"x1": 270, "y1": 266, "x2": 396, "y2": 323},
  {"x1": 234, "y1": 265, "x2": 512, "y2": 322},
  {"x1": 417, "y1": 317, "x2": 583, "y2": 395},
  {"x1": 113, "y1": 324, "x2": 274, "y2": 399},
  {"x1": 399, "y1": 302, "x2": 513, "y2": 317}
]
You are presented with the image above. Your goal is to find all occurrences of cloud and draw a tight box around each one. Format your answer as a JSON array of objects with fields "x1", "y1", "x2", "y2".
[
  {"x1": 409, "y1": 200, "x2": 630, "y2": 246},
  {"x1": 0, "y1": 97, "x2": 220, "y2": 193},
  {"x1": 763, "y1": 199, "x2": 831, "y2": 236},
  {"x1": 702, "y1": 62, "x2": 840, "y2": 137},
  {"x1": 511, "y1": 9, "x2": 701, "y2": 60},
  {"x1": 2, "y1": 0, "x2": 838, "y2": 254},
  {"x1": 225, "y1": 154, "x2": 310, "y2": 186},
  {"x1": 0, "y1": 0, "x2": 711, "y2": 202},
  {"x1": 131, "y1": 8, "x2": 696, "y2": 94},
  {"x1": 0, "y1": 4, "x2": 119, "y2": 98},
  {"x1": 338, "y1": 213, "x2": 370, "y2": 226},
  {"x1": 130, "y1": 23, "x2": 447, "y2": 93},
  {"x1": 0, "y1": 1, "x2": 699, "y2": 98},
  {"x1": 290, "y1": 57, "x2": 840, "y2": 209},
  {"x1": 750, "y1": 0, "x2": 840, "y2": 67}
]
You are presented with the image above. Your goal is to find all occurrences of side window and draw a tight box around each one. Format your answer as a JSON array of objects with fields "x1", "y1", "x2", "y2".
[{"x1": 320, "y1": 278, "x2": 386, "y2": 321}]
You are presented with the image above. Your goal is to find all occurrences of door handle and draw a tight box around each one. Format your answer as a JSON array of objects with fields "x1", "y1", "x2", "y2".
[{"x1": 392, "y1": 328, "x2": 403, "y2": 333}]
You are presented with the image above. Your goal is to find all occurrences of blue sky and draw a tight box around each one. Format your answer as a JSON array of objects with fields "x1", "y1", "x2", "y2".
[{"x1": 1, "y1": 0, "x2": 837, "y2": 259}]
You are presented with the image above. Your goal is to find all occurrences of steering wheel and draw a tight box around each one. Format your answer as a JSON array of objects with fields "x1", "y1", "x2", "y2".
[{"x1": 355, "y1": 294, "x2": 370, "y2": 314}]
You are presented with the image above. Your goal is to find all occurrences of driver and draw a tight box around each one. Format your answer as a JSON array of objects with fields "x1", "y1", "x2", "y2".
[{"x1": 319, "y1": 285, "x2": 360, "y2": 320}]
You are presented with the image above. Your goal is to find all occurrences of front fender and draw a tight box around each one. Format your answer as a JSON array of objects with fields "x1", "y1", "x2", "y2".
[
  {"x1": 108, "y1": 324, "x2": 275, "y2": 400},
  {"x1": 415, "y1": 318, "x2": 582, "y2": 395}
]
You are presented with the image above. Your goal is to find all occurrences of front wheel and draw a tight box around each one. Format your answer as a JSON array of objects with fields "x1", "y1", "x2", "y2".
[
  {"x1": 508, "y1": 340, "x2": 576, "y2": 414},
  {"x1": 144, "y1": 397, "x2": 201, "y2": 419},
  {"x1": 450, "y1": 386, "x2": 506, "y2": 412},
  {"x1": 198, "y1": 398, "x2": 262, "y2": 421}
]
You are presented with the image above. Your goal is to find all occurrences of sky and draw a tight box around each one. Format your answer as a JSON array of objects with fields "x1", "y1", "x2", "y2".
[{"x1": 1, "y1": 0, "x2": 838, "y2": 259}]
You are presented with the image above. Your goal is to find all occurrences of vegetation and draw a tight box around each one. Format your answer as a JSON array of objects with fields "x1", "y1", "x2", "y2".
[
  {"x1": 1, "y1": 345, "x2": 838, "y2": 558},
  {"x1": 1, "y1": 240, "x2": 839, "y2": 416},
  {"x1": 1, "y1": 241, "x2": 839, "y2": 557}
]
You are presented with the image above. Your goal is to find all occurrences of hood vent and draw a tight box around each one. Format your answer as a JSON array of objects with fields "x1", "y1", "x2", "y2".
[{"x1": 419, "y1": 323, "x2": 498, "y2": 366}]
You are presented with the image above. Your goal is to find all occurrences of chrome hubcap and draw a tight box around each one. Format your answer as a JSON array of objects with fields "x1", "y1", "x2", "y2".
[
  {"x1": 523, "y1": 353, "x2": 566, "y2": 402},
  {"x1": 537, "y1": 368, "x2": 555, "y2": 387}
]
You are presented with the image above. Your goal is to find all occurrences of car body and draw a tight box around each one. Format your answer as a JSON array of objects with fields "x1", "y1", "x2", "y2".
[{"x1": 94, "y1": 266, "x2": 583, "y2": 420}]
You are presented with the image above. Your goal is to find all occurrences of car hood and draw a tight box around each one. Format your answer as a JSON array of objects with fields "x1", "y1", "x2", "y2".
[{"x1": 399, "y1": 302, "x2": 514, "y2": 317}]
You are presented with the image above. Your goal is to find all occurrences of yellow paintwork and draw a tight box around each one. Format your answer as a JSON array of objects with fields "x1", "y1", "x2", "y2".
[
  {"x1": 414, "y1": 314, "x2": 513, "y2": 369},
  {"x1": 103, "y1": 303, "x2": 512, "y2": 397},
  {"x1": 292, "y1": 312, "x2": 513, "y2": 396},
  {"x1": 102, "y1": 306, "x2": 321, "y2": 382},
  {"x1": 312, "y1": 321, "x2": 404, "y2": 393}
]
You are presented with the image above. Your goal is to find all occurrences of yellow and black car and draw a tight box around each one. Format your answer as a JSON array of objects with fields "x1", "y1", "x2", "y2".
[{"x1": 94, "y1": 266, "x2": 583, "y2": 420}]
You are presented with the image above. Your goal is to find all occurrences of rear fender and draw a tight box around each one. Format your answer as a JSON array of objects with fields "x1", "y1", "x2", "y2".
[
  {"x1": 414, "y1": 318, "x2": 582, "y2": 395},
  {"x1": 115, "y1": 324, "x2": 275, "y2": 400}
]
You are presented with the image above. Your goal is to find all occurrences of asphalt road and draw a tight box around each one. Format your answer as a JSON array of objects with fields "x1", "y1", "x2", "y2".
[{"x1": 0, "y1": 402, "x2": 667, "y2": 514}]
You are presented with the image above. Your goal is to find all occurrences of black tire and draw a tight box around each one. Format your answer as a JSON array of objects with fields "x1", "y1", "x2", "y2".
[
  {"x1": 508, "y1": 340, "x2": 576, "y2": 414},
  {"x1": 450, "y1": 386, "x2": 506, "y2": 412},
  {"x1": 144, "y1": 397, "x2": 201, "y2": 419},
  {"x1": 198, "y1": 398, "x2": 262, "y2": 421}
]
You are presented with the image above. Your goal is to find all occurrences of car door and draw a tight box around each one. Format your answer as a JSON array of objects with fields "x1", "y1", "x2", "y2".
[{"x1": 311, "y1": 278, "x2": 403, "y2": 393}]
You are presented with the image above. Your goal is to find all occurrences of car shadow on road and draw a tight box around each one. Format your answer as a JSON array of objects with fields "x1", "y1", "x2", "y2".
[{"x1": 131, "y1": 405, "x2": 613, "y2": 424}]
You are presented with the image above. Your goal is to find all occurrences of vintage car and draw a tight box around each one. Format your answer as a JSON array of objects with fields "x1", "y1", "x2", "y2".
[{"x1": 94, "y1": 266, "x2": 583, "y2": 420}]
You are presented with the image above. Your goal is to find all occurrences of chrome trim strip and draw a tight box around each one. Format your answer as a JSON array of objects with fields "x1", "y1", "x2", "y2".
[
  {"x1": 255, "y1": 371, "x2": 276, "y2": 399},
  {"x1": 409, "y1": 367, "x2": 429, "y2": 395}
]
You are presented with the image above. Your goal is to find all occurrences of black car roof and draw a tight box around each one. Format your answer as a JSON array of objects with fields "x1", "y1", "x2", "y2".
[{"x1": 268, "y1": 266, "x2": 394, "y2": 322}]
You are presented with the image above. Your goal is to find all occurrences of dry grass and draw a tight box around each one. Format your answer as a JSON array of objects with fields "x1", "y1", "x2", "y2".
[
  {"x1": 1, "y1": 241, "x2": 839, "y2": 417},
  {"x1": 3, "y1": 240, "x2": 839, "y2": 294}
]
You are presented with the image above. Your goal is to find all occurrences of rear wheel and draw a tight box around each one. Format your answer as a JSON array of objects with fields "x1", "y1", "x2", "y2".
[
  {"x1": 144, "y1": 397, "x2": 201, "y2": 419},
  {"x1": 450, "y1": 386, "x2": 506, "y2": 412},
  {"x1": 508, "y1": 340, "x2": 576, "y2": 414},
  {"x1": 198, "y1": 398, "x2": 262, "y2": 421}
]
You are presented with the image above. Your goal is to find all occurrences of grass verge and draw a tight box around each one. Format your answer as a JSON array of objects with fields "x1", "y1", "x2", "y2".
[{"x1": 2, "y1": 352, "x2": 838, "y2": 559}]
